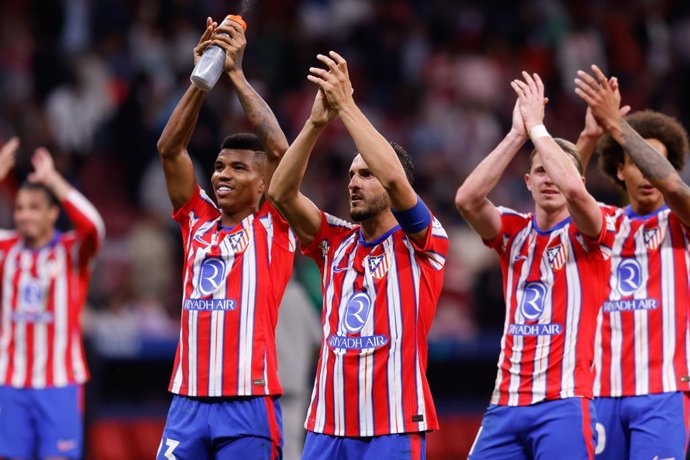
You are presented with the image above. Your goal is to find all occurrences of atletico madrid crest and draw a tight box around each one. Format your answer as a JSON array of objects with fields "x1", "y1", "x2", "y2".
[
  {"x1": 546, "y1": 243, "x2": 567, "y2": 270},
  {"x1": 366, "y1": 253, "x2": 389, "y2": 279},
  {"x1": 226, "y1": 229, "x2": 250, "y2": 253},
  {"x1": 643, "y1": 226, "x2": 662, "y2": 251}
]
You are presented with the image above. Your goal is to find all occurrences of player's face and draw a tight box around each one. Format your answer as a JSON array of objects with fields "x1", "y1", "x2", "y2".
[
  {"x1": 348, "y1": 154, "x2": 390, "y2": 222},
  {"x1": 617, "y1": 138, "x2": 667, "y2": 215},
  {"x1": 211, "y1": 149, "x2": 264, "y2": 214},
  {"x1": 14, "y1": 189, "x2": 59, "y2": 245},
  {"x1": 525, "y1": 152, "x2": 570, "y2": 213}
]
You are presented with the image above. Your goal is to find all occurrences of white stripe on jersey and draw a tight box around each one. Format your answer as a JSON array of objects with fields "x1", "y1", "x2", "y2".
[
  {"x1": 259, "y1": 213, "x2": 274, "y2": 265},
  {"x1": 66, "y1": 189, "x2": 106, "y2": 242},
  {"x1": 531, "y1": 242, "x2": 554, "y2": 403},
  {"x1": 660, "y1": 214, "x2": 676, "y2": 392},
  {"x1": 31, "y1": 250, "x2": 50, "y2": 388},
  {"x1": 383, "y1": 240, "x2": 404, "y2": 433},
  {"x1": 312, "y1": 233, "x2": 357, "y2": 432},
  {"x1": 606, "y1": 218, "x2": 632, "y2": 397},
  {"x1": 238, "y1": 221, "x2": 257, "y2": 395},
  {"x1": 506, "y1": 227, "x2": 537, "y2": 406},
  {"x1": 0, "y1": 245, "x2": 17, "y2": 381},
  {"x1": 408, "y1": 238, "x2": 427, "y2": 432},
  {"x1": 491, "y1": 224, "x2": 531, "y2": 405},
  {"x1": 53, "y1": 245, "x2": 69, "y2": 387},
  {"x1": 636, "y1": 222, "x2": 652, "y2": 395},
  {"x1": 561, "y1": 235, "x2": 581, "y2": 399}
]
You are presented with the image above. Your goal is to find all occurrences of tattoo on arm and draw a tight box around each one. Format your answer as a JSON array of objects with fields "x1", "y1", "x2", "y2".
[
  {"x1": 620, "y1": 122, "x2": 675, "y2": 181},
  {"x1": 235, "y1": 84, "x2": 287, "y2": 156}
]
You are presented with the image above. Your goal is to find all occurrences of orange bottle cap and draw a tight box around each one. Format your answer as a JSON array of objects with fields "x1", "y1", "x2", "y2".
[{"x1": 228, "y1": 15, "x2": 247, "y2": 30}]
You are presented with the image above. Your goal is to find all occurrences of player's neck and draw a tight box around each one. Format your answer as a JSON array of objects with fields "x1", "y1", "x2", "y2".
[
  {"x1": 629, "y1": 196, "x2": 665, "y2": 217},
  {"x1": 220, "y1": 205, "x2": 258, "y2": 228},
  {"x1": 359, "y1": 210, "x2": 398, "y2": 242},
  {"x1": 23, "y1": 231, "x2": 54, "y2": 249},
  {"x1": 534, "y1": 205, "x2": 569, "y2": 232}
]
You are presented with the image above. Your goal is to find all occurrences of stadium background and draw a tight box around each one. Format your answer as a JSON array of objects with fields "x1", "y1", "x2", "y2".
[{"x1": 1, "y1": 0, "x2": 690, "y2": 458}]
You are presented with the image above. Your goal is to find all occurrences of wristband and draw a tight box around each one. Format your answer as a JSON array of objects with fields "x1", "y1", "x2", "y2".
[{"x1": 528, "y1": 124, "x2": 550, "y2": 143}]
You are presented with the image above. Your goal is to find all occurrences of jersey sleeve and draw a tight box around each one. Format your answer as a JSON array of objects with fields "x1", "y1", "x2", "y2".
[
  {"x1": 406, "y1": 213, "x2": 449, "y2": 271},
  {"x1": 301, "y1": 211, "x2": 355, "y2": 269},
  {"x1": 172, "y1": 186, "x2": 220, "y2": 249},
  {"x1": 483, "y1": 206, "x2": 531, "y2": 256},
  {"x1": 62, "y1": 189, "x2": 105, "y2": 265}
]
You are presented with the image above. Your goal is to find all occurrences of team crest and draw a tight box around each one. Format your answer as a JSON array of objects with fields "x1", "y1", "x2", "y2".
[
  {"x1": 643, "y1": 226, "x2": 662, "y2": 251},
  {"x1": 366, "y1": 253, "x2": 389, "y2": 279},
  {"x1": 546, "y1": 243, "x2": 567, "y2": 270},
  {"x1": 226, "y1": 229, "x2": 250, "y2": 253}
]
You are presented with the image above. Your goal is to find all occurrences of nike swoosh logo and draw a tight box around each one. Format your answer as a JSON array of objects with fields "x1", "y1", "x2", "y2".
[{"x1": 333, "y1": 265, "x2": 351, "y2": 273}]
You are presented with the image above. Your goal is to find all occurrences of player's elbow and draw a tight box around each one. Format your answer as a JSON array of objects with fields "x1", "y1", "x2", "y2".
[
  {"x1": 455, "y1": 185, "x2": 479, "y2": 215},
  {"x1": 267, "y1": 181, "x2": 294, "y2": 207}
]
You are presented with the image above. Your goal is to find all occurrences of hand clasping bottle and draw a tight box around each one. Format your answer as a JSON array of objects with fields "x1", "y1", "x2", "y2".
[{"x1": 190, "y1": 15, "x2": 247, "y2": 91}]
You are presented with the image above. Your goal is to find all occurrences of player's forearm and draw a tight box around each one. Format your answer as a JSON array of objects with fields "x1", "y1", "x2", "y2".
[
  {"x1": 455, "y1": 130, "x2": 525, "y2": 213},
  {"x1": 575, "y1": 131, "x2": 599, "y2": 172},
  {"x1": 616, "y1": 120, "x2": 680, "y2": 186},
  {"x1": 157, "y1": 85, "x2": 206, "y2": 158},
  {"x1": 229, "y1": 71, "x2": 288, "y2": 162},
  {"x1": 338, "y1": 103, "x2": 411, "y2": 194},
  {"x1": 268, "y1": 120, "x2": 322, "y2": 204},
  {"x1": 62, "y1": 189, "x2": 106, "y2": 243}
]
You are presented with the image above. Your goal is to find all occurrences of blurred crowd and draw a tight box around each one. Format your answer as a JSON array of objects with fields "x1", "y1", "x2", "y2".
[{"x1": 1, "y1": 0, "x2": 690, "y2": 352}]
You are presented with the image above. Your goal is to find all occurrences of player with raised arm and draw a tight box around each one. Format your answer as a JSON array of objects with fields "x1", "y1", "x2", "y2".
[
  {"x1": 456, "y1": 72, "x2": 612, "y2": 459},
  {"x1": 575, "y1": 64, "x2": 690, "y2": 460},
  {"x1": 0, "y1": 138, "x2": 104, "y2": 460},
  {"x1": 268, "y1": 51, "x2": 448, "y2": 460},
  {"x1": 155, "y1": 16, "x2": 294, "y2": 460}
]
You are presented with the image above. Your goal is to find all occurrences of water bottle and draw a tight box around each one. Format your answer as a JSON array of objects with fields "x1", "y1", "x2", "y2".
[{"x1": 190, "y1": 15, "x2": 247, "y2": 91}]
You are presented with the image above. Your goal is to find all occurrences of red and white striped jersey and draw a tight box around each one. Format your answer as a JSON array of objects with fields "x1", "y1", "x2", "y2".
[
  {"x1": 0, "y1": 189, "x2": 104, "y2": 388},
  {"x1": 169, "y1": 187, "x2": 296, "y2": 397},
  {"x1": 486, "y1": 206, "x2": 614, "y2": 406},
  {"x1": 594, "y1": 205, "x2": 690, "y2": 397},
  {"x1": 302, "y1": 211, "x2": 448, "y2": 437}
]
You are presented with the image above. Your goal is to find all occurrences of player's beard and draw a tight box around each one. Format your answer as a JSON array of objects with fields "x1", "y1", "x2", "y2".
[{"x1": 350, "y1": 192, "x2": 390, "y2": 222}]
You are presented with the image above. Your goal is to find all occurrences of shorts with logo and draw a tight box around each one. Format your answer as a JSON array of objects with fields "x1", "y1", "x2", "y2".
[
  {"x1": 302, "y1": 431, "x2": 426, "y2": 460},
  {"x1": 157, "y1": 394, "x2": 283, "y2": 460},
  {"x1": 593, "y1": 392, "x2": 690, "y2": 459},
  {"x1": 0, "y1": 384, "x2": 83, "y2": 458},
  {"x1": 468, "y1": 398, "x2": 596, "y2": 459}
]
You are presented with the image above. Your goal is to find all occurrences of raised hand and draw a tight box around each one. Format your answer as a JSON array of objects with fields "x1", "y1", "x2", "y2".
[
  {"x1": 574, "y1": 65, "x2": 626, "y2": 133},
  {"x1": 310, "y1": 88, "x2": 338, "y2": 128},
  {"x1": 213, "y1": 16, "x2": 246, "y2": 75},
  {"x1": 193, "y1": 17, "x2": 217, "y2": 66},
  {"x1": 27, "y1": 147, "x2": 58, "y2": 186},
  {"x1": 510, "y1": 71, "x2": 548, "y2": 132},
  {"x1": 510, "y1": 99, "x2": 527, "y2": 140},
  {"x1": 307, "y1": 51, "x2": 355, "y2": 113},
  {"x1": 0, "y1": 137, "x2": 18, "y2": 182}
]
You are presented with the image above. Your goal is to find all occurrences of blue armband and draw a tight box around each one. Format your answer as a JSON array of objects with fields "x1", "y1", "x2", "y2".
[{"x1": 392, "y1": 196, "x2": 432, "y2": 234}]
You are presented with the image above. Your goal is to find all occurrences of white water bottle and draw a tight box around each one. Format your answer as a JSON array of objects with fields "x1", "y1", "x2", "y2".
[{"x1": 190, "y1": 15, "x2": 247, "y2": 91}]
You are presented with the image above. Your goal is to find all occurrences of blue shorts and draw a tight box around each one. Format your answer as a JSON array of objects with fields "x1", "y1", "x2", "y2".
[
  {"x1": 468, "y1": 398, "x2": 596, "y2": 459},
  {"x1": 0, "y1": 384, "x2": 83, "y2": 459},
  {"x1": 593, "y1": 392, "x2": 690, "y2": 459},
  {"x1": 302, "y1": 431, "x2": 426, "y2": 460},
  {"x1": 157, "y1": 395, "x2": 283, "y2": 460}
]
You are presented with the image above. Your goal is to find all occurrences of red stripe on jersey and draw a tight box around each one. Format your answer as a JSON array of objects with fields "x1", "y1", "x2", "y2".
[
  {"x1": 302, "y1": 211, "x2": 448, "y2": 436},
  {"x1": 595, "y1": 207, "x2": 690, "y2": 397},
  {"x1": 168, "y1": 187, "x2": 294, "y2": 397},
  {"x1": 0, "y1": 190, "x2": 102, "y2": 389},
  {"x1": 486, "y1": 206, "x2": 612, "y2": 406}
]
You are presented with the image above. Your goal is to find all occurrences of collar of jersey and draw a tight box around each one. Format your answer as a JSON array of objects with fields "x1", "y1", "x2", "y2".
[
  {"x1": 358, "y1": 225, "x2": 400, "y2": 247},
  {"x1": 623, "y1": 204, "x2": 668, "y2": 219},
  {"x1": 21, "y1": 231, "x2": 61, "y2": 251},
  {"x1": 530, "y1": 215, "x2": 571, "y2": 235}
]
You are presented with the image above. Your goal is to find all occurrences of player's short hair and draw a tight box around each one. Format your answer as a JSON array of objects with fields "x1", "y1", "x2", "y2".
[
  {"x1": 597, "y1": 110, "x2": 690, "y2": 189},
  {"x1": 389, "y1": 142, "x2": 415, "y2": 185},
  {"x1": 220, "y1": 133, "x2": 266, "y2": 166},
  {"x1": 18, "y1": 181, "x2": 59, "y2": 207},
  {"x1": 527, "y1": 138, "x2": 583, "y2": 175}
]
